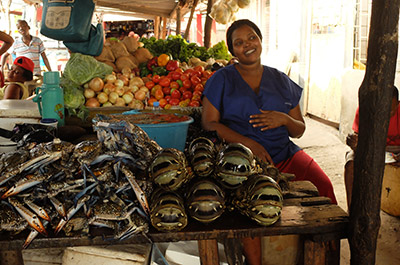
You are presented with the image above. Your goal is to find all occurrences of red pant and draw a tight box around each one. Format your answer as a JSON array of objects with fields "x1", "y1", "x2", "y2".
[{"x1": 276, "y1": 150, "x2": 337, "y2": 204}]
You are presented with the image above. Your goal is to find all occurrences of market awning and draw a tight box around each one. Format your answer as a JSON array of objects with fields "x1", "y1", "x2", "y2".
[{"x1": 95, "y1": 0, "x2": 181, "y2": 18}]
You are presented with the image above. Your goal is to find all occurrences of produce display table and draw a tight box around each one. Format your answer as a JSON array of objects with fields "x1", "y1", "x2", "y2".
[{"x1": 0, "y1": 181, "x2": 349, "y2": 265}]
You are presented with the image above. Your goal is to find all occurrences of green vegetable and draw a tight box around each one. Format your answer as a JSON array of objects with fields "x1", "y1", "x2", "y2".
[
  {"x1": 62, "y1": 82, "x2": 88, "y2": 121},
  {"x1": 63, "y1": 53, "x2": 113, "y2": 86}
]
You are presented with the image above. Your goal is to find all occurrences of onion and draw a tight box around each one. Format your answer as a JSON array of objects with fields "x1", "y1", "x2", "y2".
[
  {"x1": 88, "y1": 77, "x2": 104, "y2": 92},
  {"x1": 129, "y1": 77, "x2": 144, "y2": 88},
  {"x1": 128, "y1": 99, "x2": 144, "y2": 109},
  {"x1": 115, "y1": 97, "x2": 126, "y2": 107},
  {"x1": 135, "y1": 90, "x2": 146, "y2": 101},
  {"x1": 108, "y1": 92, "x2": 119, "y2": 104},
  {"x1": 139, "y1": 86, "x2": 149, "y2": 94},
  {"x1": 103, "y1": 83, "x2": 116, "y2": 94},
  {"x1": 128, "y1": 85, "x2": 139, "y2": 94},
  {"x1": 114, "y1": 79, "x2": 124, "y2": 89},
  {"x1": 115, "y1": 86, "x2": 125, "y2": 96},
  {"x1": 102, "y1": 102, "x2": 113, "y2": 107},
  {"x1": 118, "y1": 74, "x2": 129, "y2": 86},
  {"x1": 84, "y1": 88, "x2": 95, "y2": 99},
  {"x1": 105, "y1": 74, "x2": 117, "y2": 83},
  {"x1": 85, "y1": 98, "x2": 100, "y2": 108},
  {"x1": 121, "y1": 67, "x2": 131, "y2": 76},
  {"x1": 97, "y1": 92, "x2": 109, "y2": 104},
  {"x1": 123, "y1": 92, "x2": 134, "y2": 104}
]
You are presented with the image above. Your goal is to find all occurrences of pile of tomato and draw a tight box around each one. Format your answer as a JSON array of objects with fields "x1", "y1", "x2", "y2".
[{"x1": 143, "y1": 65, "x2": 215, "y2": 109}]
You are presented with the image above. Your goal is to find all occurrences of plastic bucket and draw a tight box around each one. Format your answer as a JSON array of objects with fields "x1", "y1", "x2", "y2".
[{"x1": 136, "y1": 117, "x2": 193, "y2": 151}]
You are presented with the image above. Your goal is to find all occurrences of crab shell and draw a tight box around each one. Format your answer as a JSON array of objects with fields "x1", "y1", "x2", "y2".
[
  {"x1": 150, "y1": 188, "x2": 188, "y2": 232},
  {"x1": 188, "y1": 137, "x2": 216, "y2": 177},
  {"x1": 233, "y1": 174, "x2": 283, "y2": 226},
  {"x1": 215, "y1": 143, "x2": 255, "y2": 189},
  {"x1": 186, "y1": 178, "x2": 225, "y2": 223},
  {"x1": 148, "y1": 148, "x2": 193, "y2": 191}
]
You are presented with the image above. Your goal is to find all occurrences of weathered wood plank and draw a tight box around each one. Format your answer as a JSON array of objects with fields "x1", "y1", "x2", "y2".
[{"x1": 198, "y1": 239, "x2": 219, "y2": 265}]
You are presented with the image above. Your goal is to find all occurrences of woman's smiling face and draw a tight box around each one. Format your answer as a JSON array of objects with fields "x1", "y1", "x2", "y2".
[{"x1": 231, "y1": 25, "x2": 262, "y2": 65}]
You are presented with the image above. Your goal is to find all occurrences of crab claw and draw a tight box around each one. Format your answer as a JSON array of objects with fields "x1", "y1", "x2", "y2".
[
  {"x1": 55, "y1": 195, "x2": 89, "y2": 234},
  {"x1": 1, "y1": 175, "x2": 45, "y2": 199},
  {"x1": 25, "y1": 199, "x2": 51, "y2": 222},
  {"x1": 9, "y1": 198, "x2": 48, "y2": 236},
  {"x1": 23, "y1": 220, "x2": 49, "y2": 249}
]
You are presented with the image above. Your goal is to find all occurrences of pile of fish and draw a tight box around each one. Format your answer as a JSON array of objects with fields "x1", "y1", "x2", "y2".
[{"x1": 0, "y1": 117, "x2": 292, "y2": 248}]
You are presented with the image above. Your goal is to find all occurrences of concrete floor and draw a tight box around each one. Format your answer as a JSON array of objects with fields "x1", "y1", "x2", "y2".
[{"x1": 294, "y1": 116, "x2": 400, "y2": 265}]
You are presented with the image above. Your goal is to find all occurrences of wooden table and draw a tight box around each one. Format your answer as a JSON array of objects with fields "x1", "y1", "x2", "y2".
[{"x1": 0, "y1": 181, "x2": 349, "y2": 265}]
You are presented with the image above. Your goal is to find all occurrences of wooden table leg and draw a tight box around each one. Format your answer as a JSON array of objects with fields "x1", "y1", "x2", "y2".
[
  {"x1": 223, "y1": 238, "x2": 244, "y2": 265},
  {"x1": 304, "y1": 239, "x2": 340, "y2": 265},
  {"x1": 198, "y1": 239, "x2": 220, "y2": 265},
  {"x1": 0, "y1": 250, "x2": 24, "y2": 265}
]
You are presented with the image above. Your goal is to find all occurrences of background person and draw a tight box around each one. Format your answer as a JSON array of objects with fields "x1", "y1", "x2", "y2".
[
  {"x1": 344, "y1": 85, "x2": 400, "y2": 209},
  {"x1": 0, "y1": 56, "x2": 33, "y2": 99},
  {"x1": 1, "y1": 20, "x2": 51, "y2": 76},
  {"x1": 0, "y1": 31, "x2": 14, "y2": 87},
  {"x1": 201, "y1": 19, "x2": 337, "y2": 265}
]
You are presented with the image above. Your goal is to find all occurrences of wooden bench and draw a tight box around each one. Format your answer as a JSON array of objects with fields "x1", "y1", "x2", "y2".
[{"x1": 0, "y1": 181, "x2": 349, "y2": 265}]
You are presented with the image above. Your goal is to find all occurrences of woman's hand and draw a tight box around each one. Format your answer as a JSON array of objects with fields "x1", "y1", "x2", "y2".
[
  {"x1": 346, "y1": 133, "x2": 358, "y2": 151},
  {"x1": 249, "y1": 105, "x2": 305, "y2": 138},
  {"x1": 244, "y1": 138, "x2": 274, "y2": 165},
  {"x1": 249, "y1": 110, "x2": 287, "y2": 131}
]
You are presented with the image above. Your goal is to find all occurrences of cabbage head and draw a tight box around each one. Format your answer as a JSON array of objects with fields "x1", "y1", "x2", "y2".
[{"x1": 63, "y1": 53, "x2": 113, "y2": 86}]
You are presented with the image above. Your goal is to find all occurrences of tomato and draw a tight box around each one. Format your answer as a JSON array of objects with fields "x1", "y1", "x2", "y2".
[
  {"x1": 175, "y1": 68, "x2": 184, "y2": 73},
  {"x1": 192, "y1": 93, "x2": 201, "y2": 101},
  {"x1": 182, "y1": 91, "x2": 193, "y2": 100},
  {"x1": 151, "y1": 84, "x2": 162, "y2": 96},
  {"x1": 179, "y1": 98, "x2": 190, "y2": 107},
  {"x1": 189, "y1": 100, "x2": 200, "y2": 107},
  {"x1": 145, "y1": 81, "x2": 155, "y2": 89},
  {"x1": 170, "y1": 81, "x2": 180, "y2": 90},
  {"x1": 154, "y1": 89, "x2": 164, "y2": 100},
  {"x1": 202, "y1": 70, "x2": 212, "y2": 79},
  {"x1": 162, "y1": 86, "x2": 171, "y2": 95},
  {"x1": 193, "y1": 90, "x2": 202, "y2": 97},
  {"x1": 184, "y1": 68, "x2": 195, "y2": 77},
  {"x1": 164, "y1": 103, "x2": 172, "y2": 109},
  {"x1": 159, "y1": 98, "x2": 168, "y2": 108},
  {"x1": 164, "y1": 95, "x2": 171, "y2": 102},
  {"x1": 194, "y1": 83, "x2": 204, "y2": 92},
  {"x1": 169, "y1": 98, "x2": 180, "y2": 106},
  {"x1": 171, "y1": 89, "x2": 181, "y2": 99},
  {"x1": 179, "y1": 87, "x2": 188, "y2": 94},
  {"x1": 183, "y1": 79, "x2": 192, "y2": 89},
  {"x1": 190, "y1": 76, "x2": 201, "y2": 87},
  {"x1": 171, "y1": 71, "x2": 181, "y2": 81},
  {"x1": 147, "y1": 97, "x2": 157, "y2": 107},
  {"x1": 180, "y1": 74, "x2": 189, "y2": 81},
  {"x1": 194, "y1": 65, "x2": 205, "y2": 73},
  {"x1": 159, "y1": 77, "x2": 171, "y2": 87},
  {"x1": 152, "y1": 74, "x2": 161, "y2": 83}
]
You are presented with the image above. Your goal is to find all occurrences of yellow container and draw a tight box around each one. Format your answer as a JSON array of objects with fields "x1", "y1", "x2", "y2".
[{"x1": 381, "y1": 164, "x2": 400, "y2": 216}]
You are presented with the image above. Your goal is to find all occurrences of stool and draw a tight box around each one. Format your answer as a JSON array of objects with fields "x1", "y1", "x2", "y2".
[{"x1": 381, "y1": 164, "x2": 400, "y2": 216}]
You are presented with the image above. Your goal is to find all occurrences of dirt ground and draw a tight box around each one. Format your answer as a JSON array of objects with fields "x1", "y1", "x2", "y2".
[{"x1": 294, "y1": 116, "x2": 400, "y2": 265}]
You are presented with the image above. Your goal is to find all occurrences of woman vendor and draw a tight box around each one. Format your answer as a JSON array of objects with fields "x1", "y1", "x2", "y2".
[
  {"x1": 201, "y1": 19, "x2": 337, "y2": 265},
  {"x1": 0, "y1": 56, "x2": 33, "y2": 99}
]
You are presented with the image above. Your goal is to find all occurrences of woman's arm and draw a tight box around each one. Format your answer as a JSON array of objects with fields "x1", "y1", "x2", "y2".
[
  {"x1": 3, "y1": 84, "x2": 22, "y2": 99},
  {"x1": 249, "y1": 104, "x2": 305, "y2": 138},
  {"x1": 0, "y1": 31, "x2": 13, "y2": 57},
  {"x1": 41, "y1": 52, "x2": 52, "y2": 72},
  {"x1": 202, "y1": 97, "x2": 274, "y2": 164}
]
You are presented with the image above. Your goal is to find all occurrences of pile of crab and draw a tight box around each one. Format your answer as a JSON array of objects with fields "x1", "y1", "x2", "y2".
[{"x1": 0, "y1": 116, "x2": 292, "y2": 248}]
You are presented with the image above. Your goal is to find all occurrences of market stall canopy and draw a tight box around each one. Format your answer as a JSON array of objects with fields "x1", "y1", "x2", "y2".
[
  {"x1": 95, "y1": 0, "x2": 182, "y2": 18},
  {"x1": 23, "y1": 0, "x2": 196, "y2": 19}
]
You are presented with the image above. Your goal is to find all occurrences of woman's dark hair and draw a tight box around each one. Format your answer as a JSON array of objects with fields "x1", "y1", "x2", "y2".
[
  {"x1": 226, "y1": 19, "x2": 262, "y2": 57},
  {"x1": 21, "y1": 68, "x2": 33, "y2": 82},
  {"x1": 393, "y1": 85, "x2": 399, "y2": 99}
]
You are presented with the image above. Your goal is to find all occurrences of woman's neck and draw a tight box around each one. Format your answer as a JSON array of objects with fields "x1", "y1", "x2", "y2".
[{"x1": 236, "y1": 61, "x2": 263, "y2": 75}]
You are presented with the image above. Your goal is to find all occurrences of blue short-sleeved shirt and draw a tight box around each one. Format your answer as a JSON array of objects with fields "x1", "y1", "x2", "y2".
[{"x1": 203, "y1": 64, "x2": 303, "y2": 164}]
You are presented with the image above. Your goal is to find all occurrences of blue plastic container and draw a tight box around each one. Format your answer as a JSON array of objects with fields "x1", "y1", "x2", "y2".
[{"x1": 135, "y1": 117, "x2": 193, "y2": 151}]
